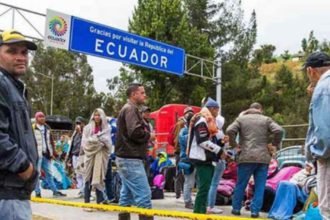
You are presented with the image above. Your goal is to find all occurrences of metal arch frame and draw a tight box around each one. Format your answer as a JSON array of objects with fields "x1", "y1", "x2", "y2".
[
  {"x1": 184, "y1": 54, "x2": 221, "y2": 106},
  {"x1": 0, "y1": 2, "x2": 222, "y2": 106},
  {"x1": 0, "y1": 2, "x2": 45, "y2": 40}
]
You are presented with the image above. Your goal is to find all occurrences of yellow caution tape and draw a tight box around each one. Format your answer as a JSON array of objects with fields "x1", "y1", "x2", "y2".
[{"x1": 31, "y1": 197, "x2": 267, "y2": 220}]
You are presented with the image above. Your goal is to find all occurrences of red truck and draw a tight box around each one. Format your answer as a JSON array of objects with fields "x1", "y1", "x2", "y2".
[{"x1": 149, "y1": 104, "x2": 201, "y2": 156}]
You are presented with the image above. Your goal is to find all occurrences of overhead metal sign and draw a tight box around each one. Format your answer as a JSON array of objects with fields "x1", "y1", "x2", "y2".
[{"x1": 44, "y1": 9, "x2": 185, "y2": 76}]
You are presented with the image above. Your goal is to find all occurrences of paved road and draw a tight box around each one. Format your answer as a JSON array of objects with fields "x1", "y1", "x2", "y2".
[{"x1": 31, "y1": 189, "x2": 267, "y2": 219}]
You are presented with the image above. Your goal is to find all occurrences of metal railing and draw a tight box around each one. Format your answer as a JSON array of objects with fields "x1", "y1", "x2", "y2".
[{"x1": 281, "y1": 124, "x2": 308, "y2": 148}]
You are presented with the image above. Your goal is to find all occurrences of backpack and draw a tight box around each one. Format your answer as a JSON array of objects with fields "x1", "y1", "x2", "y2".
[
  {"x1": 153, "y1": 174, "x2": 165, "y2": 189},
  {"x1": 151, "y1": 186, "x2": 164, "y2": 200}
]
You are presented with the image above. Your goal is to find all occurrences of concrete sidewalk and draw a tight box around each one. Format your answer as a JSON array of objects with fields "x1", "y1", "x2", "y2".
[{"x1": 31, "y1": 189, "x2": 268, "y2": 220}]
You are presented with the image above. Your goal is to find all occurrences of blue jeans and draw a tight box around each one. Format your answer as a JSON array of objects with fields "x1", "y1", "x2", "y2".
[
  {"x1": 268, "y1": 181, "x2": 307, "y2": 220},
  {"x1": 208, "y1": 160, "x2": 226, "y2": 208},
  {"x1": 0, "y1": 200, "x2": 31, "y2": 220},
  {"x1": 115, "y1": 157, "x2": 152, "y2": 208},
  {"x1": 35, "y1": 157, "x2": 58, "y2": 193},
  {"x1": 232, "y1": 163, "x2": 268, "y2": 214}
]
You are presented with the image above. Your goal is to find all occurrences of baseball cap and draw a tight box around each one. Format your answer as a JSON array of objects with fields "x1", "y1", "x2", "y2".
[
  {"x1": 75, "y1": 116, "x2": 85, "y2": 124},
  {"x1": 205, "y1": 98, "x2": 220, "y2": 108},
  {"x1": 302, "y1": 51, "x2": 330, "y2": 70},
  {"x1": 184, "y1": 106, "x2": 194, "y2": 114},
  {"x1": 0, "y1": 29, "x2": 37, "y2": 50}
]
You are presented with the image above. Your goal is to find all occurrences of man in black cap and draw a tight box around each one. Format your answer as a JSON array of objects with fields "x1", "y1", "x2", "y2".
[
  {"x1": 303, "y1": 51, "x2": 330, "y2": 219},
  {"x1": 302, "y1": 51, "x2": 330, "y2": 96},
  {"x1": 141, "y1": 106, "x2": 153, "y2": 133},
  {"x1": 0, "y1": 29, "x2": 38, "y2": 220}
]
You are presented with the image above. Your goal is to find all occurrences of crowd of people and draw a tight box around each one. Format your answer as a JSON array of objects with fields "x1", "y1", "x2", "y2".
[{"x1": 1, "y1": 28, "x2": 330, "y2": 220}]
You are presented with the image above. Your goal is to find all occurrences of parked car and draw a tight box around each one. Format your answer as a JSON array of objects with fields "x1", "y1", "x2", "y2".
[{"x1": 276, "y1": 145, "x2": 306, "y2": 169}]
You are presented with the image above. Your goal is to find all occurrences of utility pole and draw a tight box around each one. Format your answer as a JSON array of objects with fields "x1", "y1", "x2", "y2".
[
  {"x1": 35, "y1": 71, "x2": 54, "y2": 115},
  {"x1": 50, "y1": 72, "x2": 54, "y2": 115},
  {"x1": 216, "y1": 59, "x2": 222, "y2": 108}
]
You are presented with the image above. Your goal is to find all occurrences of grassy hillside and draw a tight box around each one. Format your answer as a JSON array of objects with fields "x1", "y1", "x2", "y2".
[{"x1": 259, "y1": 60, "x2": 304, "y2": 81}]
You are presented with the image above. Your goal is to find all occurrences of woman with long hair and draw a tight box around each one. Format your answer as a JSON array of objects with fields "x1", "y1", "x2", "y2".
[{"x1": 81, "y1": 108, "x2": 112, "y2": 207}]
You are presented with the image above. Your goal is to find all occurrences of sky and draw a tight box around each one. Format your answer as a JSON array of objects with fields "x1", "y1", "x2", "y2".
[{"x1": 1, "y1": 0, "x2": 330, "y2": 93}]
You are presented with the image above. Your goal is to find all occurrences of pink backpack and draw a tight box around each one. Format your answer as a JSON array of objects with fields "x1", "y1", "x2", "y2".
[{"x1": 153, "y1": 174, "x2": 165, "y2": 189}]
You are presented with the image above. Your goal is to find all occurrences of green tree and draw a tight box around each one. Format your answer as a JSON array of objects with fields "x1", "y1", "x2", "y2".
[
  {"x1": 126, "y1": 0, "x2": 214, "y2": 109},
  {"x1": 301, "y1": 31, "x2": 319, "y2": 55},
  {"x1": 261, "y1": 44, "x2": 277, "y2": 63},
  {"x1": 280, "y1": 50, "x2": 291, "y2": 61},
  {"x1": 270, "y1": 65, "x2": 310, "y2": 146},
  {"x1": 24, "y1": 43, "x2": 101, "y2": 119},
  {"x1": 183, "y1": 0, "x2": 211, "y2": 31},
  {"x1": 251, "y1": 44, "x2": 277, "y2": 65},
  {"x1": 319, "y1": 40, "x2": 330, "y2": 54},
  {"x1": 229, "y1": 9, "x2": 257, "y2": 66},
  {"x1": 251, "y1": 48, "x2": 264, "y2": 68},
  {"x1": 106, "y1": 66, "x2": 143, "y2": 113}
]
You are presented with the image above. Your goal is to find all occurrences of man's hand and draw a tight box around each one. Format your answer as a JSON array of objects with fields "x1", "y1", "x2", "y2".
[
  {"x1": 235, "y1": 145, "x2": 241, "y2": 154},
  {"x1": 267, "y1": 144, "x2": 277, "y2": 156},
  {"x1": 220, "y1": 151, "x2": 227, "y2": 160},
  {"x1": 18, "y1": 163, "x2": 34, "y2": 180},
  {"x1": 307, "y1": 82, "x2": 316, "y2": 97},
  {"x1": 223, "y1": 135, "x2": 229, "y2": 143},
  {"x1": 149, "y1": 132, "x2": 156, "y2": 141}
]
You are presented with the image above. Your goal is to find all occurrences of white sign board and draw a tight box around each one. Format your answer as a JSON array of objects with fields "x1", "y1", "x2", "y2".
[{"x1": 44, "y1": 9, "x2": 72, "y2": 50}]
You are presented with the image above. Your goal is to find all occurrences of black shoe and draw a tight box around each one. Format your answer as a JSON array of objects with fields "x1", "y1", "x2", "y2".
[
  {"x1": 119, "y1": 212, "x2": 131, "y2": 220},
  {"x1": 251, "y1": 212, "x2": 259, "y2": 218},
  {"x1": 53, "y1": 191, "x2": 67, "y2": 197},
  {"x1": 231, "y1": 209, "x2": 241, "y2": 216},
  {"x1": 35, "y1": 193, "x2": 41, "y2": 198},
  {"x1": 184, "y1": 202, "x2": 194, "y2": 209},
  {"x1": 138, "y1": 214, "x2": 154, "y2": 220}
]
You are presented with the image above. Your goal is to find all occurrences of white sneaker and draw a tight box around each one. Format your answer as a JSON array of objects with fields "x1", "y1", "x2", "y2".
[
  {"x1": 74, "y1": 192, "x2": 84, "y2": 199},
  {"x1": 207, "y1": 207, "x2": 224, "y2": 214}
]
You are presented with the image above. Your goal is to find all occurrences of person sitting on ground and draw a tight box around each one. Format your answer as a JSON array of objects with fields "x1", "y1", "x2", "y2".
[
  {"x1": 150, "y1": 152, "x2": 173, "y2": 178},
  {"x1": 55, "y1": 135, "x2": 70, "y2": 161},
  {"x1": 53, "y1": 135, "x2": 71, "y2": 190},
  {"x1": 268, "y1": 162, "x2": 315, "y2": 220}
]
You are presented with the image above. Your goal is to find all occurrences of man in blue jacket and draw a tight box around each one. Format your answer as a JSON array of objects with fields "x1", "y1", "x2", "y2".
[
  {"x1": 0, "y1": 29, "x2": 38, "y2": 220},
  {"x1": 304, "y1": 51, "x2": 330, "y2": 219}
]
